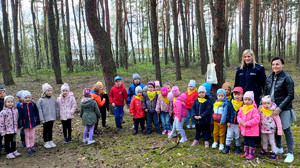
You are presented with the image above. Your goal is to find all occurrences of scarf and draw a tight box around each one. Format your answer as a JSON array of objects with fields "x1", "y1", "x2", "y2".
[
  {"x1": 135, "y1": 96, "x2": 143, "y2": 101},
  {"x1": 188, "y1": 88, "x2": 198, "y2": 95},
  {"x1": 198, "y1": 98, "x2": 207, "y2": 103},
  {"x1": 226, "y1": 95, "x2": 232, "y2": 101},
  {"x1": 161, "y1": 95, "x2": 169, "y2": 104},
  {"x1": 156, "y1": 91, "x2": 161, "y2": 95},
  {"x1": 242, "y1": 105, "x2": 254, "y2": 115},
  {"x1": 214, "y1": 101, "x2": 224, "y2": 110},
  {"x1": 232, "y1": 99, "x2": 243, "y2": 111},
  {"x1": 147, "y1": 91, "x2": 156, "y2": 101},
  {"x1": 261, "y1": 107, "x2": 273, "y2": 117}
]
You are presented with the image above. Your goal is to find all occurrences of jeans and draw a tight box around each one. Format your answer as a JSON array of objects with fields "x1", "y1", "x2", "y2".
[
  {"x1": 275, "y1": 126, "x2": 294, "y2": 154},
  {"x1": 43, "y1": 121, "x2": 54, "y2": 142},
  {"x1": 244, "y1": 136, "x2": 256, "y2": 148},
  {"x1": 160, "y1": 112, "x2": 171, "y2": 130},
  {"x1": 113, "y1": 106, "x2": 124, "y2": 128},
  {"x1": 170, "y1": 117, "x2": 186, "y2": 138},
  {"x1": 195, "y1": 124, "x2": 210, "y2": 141},
  {"x1": 146, "y1": 112, "x2": 160, "y2": 132},
  {"x1": 225, "y1": 124, "x2": 241, "y2": 146},
  {"x1": 186, "y1": 109, "x2": 195, "y2": 126}
]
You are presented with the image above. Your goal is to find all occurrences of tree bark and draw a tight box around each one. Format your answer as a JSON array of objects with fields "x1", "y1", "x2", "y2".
[
  {"x1": 48, "y1": 0, "x2": 63, "y2": 84},
  {"x1": 224, "y1": 0, "x2": 230, "y2": 67},
  {"x1": 259, "y1": 0, "x2": 265, "y2": 63},
  {"x1": 65, "y1": 0, "x2": 73, "y2": 72},
  {"x1": 85, "y1": 0, "x2": 117, "y2": 92},
  {"x1": 72, "y1": 0, "x2": 84, "y2": 65},
  {"x1": 267, "y1": 0, "x2": 275, "y2": 62},
  {"x1": 11, "y1": 0, "x2": 21, "y2": 77},
  {"x1": 179, "y1": 0, "x2": 189, "y2": 67},
  {"x1": 115, "y1": 0, "x2": 119, "y2": 67},
  {"x1": 81, "y1": 3, "x2": 88, "y2": 61},
  {"x1": 127, "y1": 0, "x2": 136, "y2": 64},
  {"x1": 172, "y1": 0, "x2": 182, "y2": 80},
  {"x1": 43, "y1": 0, "x2": 50, "y2": 68},
  {"x1": 238, "y1": 0, "x2": 242, "y2": 62},
  {"x1": 200, "y1": 0, "x2": 209, "y2": 68},
  {"x1": 196, "y1": 0, "x2": 207, "y2": 75},
  {"x1": 105, "y1": 0, "x2": 110, "y2": 39},
  {"x1": 242, "y1": 0, "x2": 250, "y2": 51},
  {"x1": 251, "y1": 0, "x2": 259, "y2": 62},
  {"x1": 1, "y1": 0, "x2": 12, "y2": 71},
  {"x1": 32, "y1": 0, "x2": 40, "y2": 69},
  {"x1": 296, "y1": 0, "x2": 300, "y2": 64},
  {"x1": 0, "y1": 28, "x2": 14, "y2": 85}
]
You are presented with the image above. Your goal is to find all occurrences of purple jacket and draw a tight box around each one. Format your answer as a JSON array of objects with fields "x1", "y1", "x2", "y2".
[{"x1": 0, "y1": 107, "x2": 19, "y2": 136}]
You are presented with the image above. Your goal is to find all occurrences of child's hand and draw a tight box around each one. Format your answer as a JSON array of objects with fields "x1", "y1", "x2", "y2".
[
  {"x1": 227, "y1": 123, "x2": 231, "y2": 128},
  {"x1": 112, "y1": 103, "x2": 116, "y2": 107},
  {"x1": 199, "y1": 116, "x2": 202, "y2": 119},
  {"x1": 19, "y1": 127, "x2": 23, "y2": 130},
  {"x1": 144, "y1": 109, "x2": 148, "y2": 112},
  {"x1": 273, "y1": 109, "x2": 280, "y2": 115},
  {"x1": 241, "y1": 121, "x2": 245, "y2": 127},
  {"x1": 41, "y1": 120, "x2": 45, "y2": 124}
]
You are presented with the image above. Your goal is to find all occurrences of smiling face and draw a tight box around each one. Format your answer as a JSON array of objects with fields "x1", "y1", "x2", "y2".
[
  {"x1": 188, "y1": 86, "x2": 194, "y2": 91},
  {"x1": 224, "y1": 87, "x2": 231, "y2": 96},
  {"x1": 243, "y1": 97, "x2": 253, "y2": 105},
  {"x1": 272, "y1": 59, "x2": 284, "y2": 75},
  {"x1": 217, "y1": 93, "x2": 225, "y2": 101},
  {"x1": 115, "y1": 80, "x2": 122, "y2": 87},
  {"x1": 5, "y1": 98, "x2": 14, "y2": 108},
  {"x1": 24, "y1": 96, "x2": 32, "y2": 104},
  {"x1": 45, "y1": 89, "x2": 53, "y2": 97},
  {"x1": 155, "y1": 85, "x2": 160, "y2": 91},
  {"x1": 243, "y1": 53, "x2": 253, "y2": 65},
  {"x1": 62, "y1": 90, "x2": 69, "y2": 97},
  {"x1": 0, "y1": 90, "x2": 6, "y2": 99}
]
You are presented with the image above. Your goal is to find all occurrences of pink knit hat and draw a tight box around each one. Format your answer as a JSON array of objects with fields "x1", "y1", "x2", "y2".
[
  {"x1": 261, "y1": 95, "x2": 271, "y2": 103},
  {"x1": 244, "y1": 91, "x2": 254, "y2": 101},
  {"x1": 83, "y1": 88, "x2": 91, "y2": 97},
  {"x1": 154, "y1": 81, "x2": 160, "y2": 87},
  {"x1": 171, "y1": 86, "x2": 180, "y2": 97},
  {"x1": 160, "y1": 87, "x2": 168, "y2": 97}
]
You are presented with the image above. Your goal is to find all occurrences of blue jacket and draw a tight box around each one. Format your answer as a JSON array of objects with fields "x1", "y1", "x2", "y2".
[
  {"x1": 127, "y1": 83, "x2": 144, "y2": 106},
  {"x1": 212, "y1": 100, "x2": 228, "y2": 124},
  {"x1": 234, "y1": 63, "x2": 266, "y2": 104},
  {"x1": 18, "y1": 102, "x2": 40, "y2": 129},
  {"x1": 226, "y1": 99, "x2": 240, "y2": 124},
  {"x1": 191, "y1": 96, "x2": 212, "y2": 125}
]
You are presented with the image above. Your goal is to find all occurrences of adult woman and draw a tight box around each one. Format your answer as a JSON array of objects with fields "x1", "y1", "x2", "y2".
[
  {"x1": 234, "y1": 49, "x2": 266, "y2": 105},
  {"x1": 264, "y1": 57, "x2": 296, "y2": 163}
]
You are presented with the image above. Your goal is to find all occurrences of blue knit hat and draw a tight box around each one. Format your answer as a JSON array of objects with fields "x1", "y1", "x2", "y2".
[
  {"x1": 114, "y1": 76, "x2": 122, "y2": 82},
  {"x1": 132, "y1": 73, "x2": 140, "y2": 80},
  {"x1": 201, "y1": 82, "x2": 211, "y2": 93},
  {"x1": 135, "y1": 86, "x2": 143, "y2": 94},
  {"x1": 217, "y1": 88, "x2": 226, "y2": 97},
  {"x1": 143, "y1": 86, "x2": 148, "y2": 92},
  {"x1": 16, "y1": 90, "x2": 24, "y2": 98},
  {"x1": 188, "y1": 80, "x2": 196, "y2": 88},
  {"x1": 21, "y1": 90, "x2": 32, "y2": 99}
]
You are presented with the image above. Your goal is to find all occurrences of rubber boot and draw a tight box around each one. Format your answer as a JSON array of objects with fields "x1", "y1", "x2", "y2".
[
  {"x1": 241, "y1": 146, "x2": 249, "y2": 157},
  {"x1": 246, "y1": 147, "x2": 256, "y2": 160}
]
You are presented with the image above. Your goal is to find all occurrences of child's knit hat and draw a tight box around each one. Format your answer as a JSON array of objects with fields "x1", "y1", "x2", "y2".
[
  {"x1": 0, "y1": 86, "x2": 5, "y2": 92},
  {"x1": 132, "y1": 73, "x2": 140, "y2": 80},
  {"x1": 188, "y1": 80, "x2": 196, "y2": 88},
  {"x1": 201, "y1": 82, "x2": 211, "y2": 93},
  {"x1": 83, "y1": 88, "x2": 91, "y2": 97},
  {"x1": 42, "y1": 83, "x2": 53, "y2": 93},
  {"x1": 96, "y1": 81, "x2": 103, "y2": 88},
  {"x1": 222, "y1": 82, "x2": 231, "y2": 90},
  {"x1": 198, "y1": 86, "x2": 206, "y2": 93},
  {"x1": 61, "y1": 83, "x2": 70, "y2": 91},
  {"x1": 4, "y1": 95, "x2": 14, "y2": 102},
  {"x1": 147, "y1": 81, "x2": 155, "y2": 88},
  {"x1": 160, "y1": 87, "x2": 168, "y2": 97},
  {"x1": 244, "y1": 91, "x2": 254, "y2": 101},
  {"x1": 232, "y1": 87, "x2": 243, "y2": 93},
  {"x1": 217, "y1": 88, "x2": 226, "y2": 97},
  {"x1": 154, "y1": 81, "x2": 160, "y2": 87},
  {"x1": 16, "y1": 90, "x2": 24, "y2": 98},
  {"x1": 261, "y1": 95, "x2": 271, "y2": 103},
  {"x1": 171, "y1": 86, "x2": 180, "y2": 97},
  {"x1": 135, "y1": 86, "x2": 143, "y2": 94},
  {"x1": 21, "y1": 90, "x2": 32, "y2": 99},
  {"x1": 143, "y1": 86, "x2": 148, "y2": 92}
]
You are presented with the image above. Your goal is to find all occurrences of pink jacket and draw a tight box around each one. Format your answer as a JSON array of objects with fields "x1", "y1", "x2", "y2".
[
  {"x1": 57, "y1": 92, "x2": 77, "y2": 120},
  {"x1": 173, "y1": 93, "x2": 187, "y2": 122},
  {"x1": 0, "y1": 107, "x2": 19, "y2": 136},
  {"x1": 259, "y1": 110, "x2": 282, "y2": 135},
  {"x1": 237, "y1": 103, "x2": 260, "y2": 137},
  {"x1": 155, "y1": 94, "x2": 172, "y2": 113}
]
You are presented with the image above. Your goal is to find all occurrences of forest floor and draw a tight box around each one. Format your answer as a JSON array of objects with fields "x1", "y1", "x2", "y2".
[{"x1": 0, "y1": 63, "x2": 299, "y2": 167}]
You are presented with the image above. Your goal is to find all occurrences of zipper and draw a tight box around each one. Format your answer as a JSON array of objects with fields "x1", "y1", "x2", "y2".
[
  {"x1": 11, "y1": 108, "x2": 15, "y2": 133},
  {"x1": 27, "y1": 104, "x2": 32, "y2": 128}
]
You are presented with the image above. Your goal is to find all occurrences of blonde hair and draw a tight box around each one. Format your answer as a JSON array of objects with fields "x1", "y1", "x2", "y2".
[{"x1": 240, "y1": 49, "x2": 256, "y2": 70}]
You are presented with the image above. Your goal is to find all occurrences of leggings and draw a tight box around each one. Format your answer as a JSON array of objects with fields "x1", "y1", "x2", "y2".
[
  {"x1": 24, "y1": 127, "x2": 35, "y2": 148},
  {"x1": 83, "y1": 125, "x2": 95, "y2": 141},
  {"x1": 43, "y1": 121, "x2": 54, "y2": 142},
  {"x1": 5, "y1": 134, "x2": 16, "y2": 154},
  {"x1": 61, "y1": 119, "x2": 72, "y2": 139}
]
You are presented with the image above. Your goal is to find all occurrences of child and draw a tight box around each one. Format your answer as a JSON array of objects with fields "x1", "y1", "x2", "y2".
[
  {"x1": 109, "y1": 76, "x2": 127, "y2": 130},
  {"x1": 0, "y1": 96, "x2": 21, "y2": 159},
  {"x1": 185, "y1": 80, "x2": 198, "y2": 129},
  {"x1": 168, "y1": 86, "x2": 188, "y2": 143},
  {"x1": 0, "y1": 87, "x2": 6, "y2": 151},
  {"x1": 80, "y1": 88, "x2": 101, "y2": 144},
  {"x1": 223, "y1": 87, "x2": 244, "y2": 154},
  {"x1": 163, "y1": 83, "x2": 172, "y2": 93},
  {"x1": 212, "y1": 89, "x2": 228, "y2": 151},
  {"x1": 38, "y1": 83, "x2": 60, "y2": 149},
  {"x1": 57, "y1": 83, "x2": 77, "y2": 143},
  {"x1": 16, "y1": 90, "x2": 26, "y2": 147},
  {"x1": 142, "y1": 86, "x2": 148, "y2": 95},
  {"x1": 259, "y1": 95, "x2": 282, "y2": 160},
  {"x1": 191, "y1": 86, "x2": 212, "y2": 147},
  {"x1": 130, "y1": 86, "x2": 146, "y2": 135},
  {"x1": 155, "y1": 81, "x2": 161, "y2": 95},
  {"x1": 18, "y1": 90, "x2": 40, "y2": 154},
  {"x1": 143, "y1": 81, "x2": 161, "y2": 134},
  {"x1": 222, "y1": 82, "x2": 232, "y2": 102},
  {"x1": 155, "y1": 87, "x2": 172, "y2": 135},
  {"x1": 91, "y1": 84, "x2": 106, "y2": 134},
  {"x1": 97, "y1": 81, "x2": 110, "y2": 128},
  {"x1": 238, "y1": 91, "x2": 260, "y2": 160},
  {"x1": 127, "y1": 73, "x2": 144, "y2": 107}
]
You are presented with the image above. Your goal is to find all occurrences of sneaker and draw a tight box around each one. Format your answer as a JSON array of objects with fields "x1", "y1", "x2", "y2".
[
  {"x1": 12, "y1": 150, "x2": 21, "y2": 157},
  {"x1": 275, "y1": 147, "x2": 284, "y2": 154},
  {"x1": 63, "y1": 139, "x2": 68, "y2": 144},
  {"x1": 132, "y1": 130, "x2": 137, "y2": 135},
  {"x1": 212, "y1": 142, "x2": 218, "y2": 149},
  {"x1": 186, "y1": 125, "x2": 191, "y2": 129},
  {"x1": 131, "y1": 125, "x2": 135, "y2": 130},
  {"x1": 21, "y1": 141, "x2": 26, "y2": 147},
  {"x1": 284, "y1": 153, "x2": 294, "y2": 163},
  {"x1": 167, "y1": 130, "x2": 172, "y2": 135},
  {"x1": 204, "y1": 141, "x2": 209, "y2": 148},
  {"x1": 168, "y1": 132, "x2": 176, "y2": 139},
  {"x1": 27, "y1": 148, "x2": 33, "y2": 154},
  {"x1": 269, "y1": 152, "x2": 278, "y2": 160},
  {"x1": 44, "y1": 142, "x2": 51, "y2": 149},
  {"x1": 49, "y1": 141, "x2": 56, "y2": 148},
  {"x1": 234, "y1": 146, "x2": 241, "y2": 154},
  {"x1": 192, "y1": 125, "x2": 195, "y2": 128},
  {"x1": 219, "y1": 144, "x2": 224, "y2": 151},
  {"x1": 147, "y1": 130, "x2": 152, "y2": 135},
  {"x1": 259, "y1": 149, "x2": 267, "y2": 155},
  {"x1": 88, "y1": 140, "x2": 95, "y2": 145},
  {"x1": 179, "y1": 137, "x2": 188, "y2": 143},
  {"x1": 162, "y1": 130, "x2": 167, "y2": 135},
  {"x1": 83, "y1": 139, "x2": 87, "y2": 143},
  {"x1": 6, "y1": 153, "x2": 15, "y2": 159},
  {"x1": 68, "y1": 137, "x2": 72, "y2": 143},
  {"x1": 191, "y1": 140, "x2": 199, "y2": 146},
  {"x1": 31, "y1": 147, "x2": 36, "y2": 152}
]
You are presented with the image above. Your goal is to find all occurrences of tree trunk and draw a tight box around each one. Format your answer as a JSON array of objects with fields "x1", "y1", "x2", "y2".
[
  {"x1": 122, "y1": 0, "x2": 128, "y2": 69},
  {"x1": 224, "y1": 0, "x2": 230, "y2": 67},
  {"x1": 0, "y1": 28, "x2": 14, "y2": 85},
  {"x1": 115, "y1": 0, "x2": 119, "y2": 67},
  {"x1": 259, "y1": 1, "x2": 265, "y2": 63},
  {"x1": 81, "y1": 3, "x2": 88, "y2": 61},
  {"x1": 251, "y1": 0, "x2": 259, "y2": 62},
  {"x1": 210, "y1": 0, "x2": 215, "y2": 34},
  {"x1": 65, "y1": 0, "x2": 73, "y2": 71},
  {"x1": 11, "y1": 0, "x2": 21, "y2": 77},
  {"x1": 172, "y1": 0, "x2": 182, "y2": 80},
  {"x1": 72, "y1": 0, "x2": 84, "y2": 65},
  {"x1": 162, "y1": 0, "x2": 168, "y2": 65},
  {"x1": 85, "y1": 0, "x2": 117, "y2": 92},
  {"x1": 48, "y1": 0, "x2": 63, "y2": 84},
  {"x1": 238, "y1": 0, "x2": 242, "y2": 62},
  {"x1": 276, "y1": 0, "x2": 280, "y2": 57},
  {"x1": 167, "y1": 0, "x2": 174, "y2": 62},
  {"x1": 242, "y1": 0, "x2": 250, "y2": 51},
  {"x1": 296, "y1": 0, "x2": 300, "y2": 64},
  {"x1": 200, "y1": 0, "x2": 209, "y2": 68},
  {"x1": 213, "y1": 0, "x2": 225, "y2": 91},
  {"x1": 196, "y1": 0, "x2": 207, "y2": 75},
  {"x1": 267, "y1": 0, "x2": 275, "y2": 62},
  {"x1": 179, "y1": 0, "x2": 189, "y2": 67},
  {"x1": 43, "y1": 0, "x2": 50, "y2": 68},
  {"x1": 105, "y1": 0, "x2": 110, "y2": 39},
  {"x1": 1, "y1": 0, "x2": 12, "y2": 71}
]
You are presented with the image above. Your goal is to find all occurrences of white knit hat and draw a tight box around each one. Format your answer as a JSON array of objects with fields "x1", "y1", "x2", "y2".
[
  {"x1": 61, "y1": 83, "x2": 70, "y2": 92},
  {"x1": 42, "y1": 83, "x2": 53, "y2": 93}
]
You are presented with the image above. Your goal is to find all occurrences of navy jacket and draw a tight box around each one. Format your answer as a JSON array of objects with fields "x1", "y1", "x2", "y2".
[
  {"x1": 127, "y1": 83, "x2": 144, "y2": 106},
  {"x1": 226, "y1": 99, "x2": 241, "y2": 124},
  {"x1": 18, "y1": 102, "x2": 40, "y2": 129},
  {"x1": 234, "y1": 63, "x2": 266, "y2": 104},
  {"x1": 191, "y1": 96, "x2": 212, "y2": 125}
]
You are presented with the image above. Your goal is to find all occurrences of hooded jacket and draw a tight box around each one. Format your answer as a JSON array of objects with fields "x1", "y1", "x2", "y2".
[
  {"x1": 80, "y1": 98, "x2": 100, "y2": 126},
  {"x1": 0, "y1": 107, "x2": 19, "y2": 136},
  {"x1": 191, "y1": 96, "x2": 212, "y2": 125},
  {"x1": 109, "y1": 83, "x2": 127, "y2": 106},
  {"x1": 173, "y1": 93, "x2": 188, "y2": 122},
  {"x1": 127, "y1": 83, "x2": 144, "y2": 106},
  {"x1": 91, "y1": 91, "x2": 106, "y2": 107},
  {"x1": 185, "y1": 90, "x2": 198, "y2": 109},
  {"x1": 38, "y1": 96, "x2": 60, "y2": 122},
  {"x1": 237, "y1": 102, "x2": 260, "y2": 137},
  {"x1": 57, "y1": 92, "x2": 77, "y2": 120},
  {"x1": 18, "y1": 102, "x2": 40, "y2": 129},
  {"x1": 130, "y1": 96, "x2": 145, "y2": 118}
]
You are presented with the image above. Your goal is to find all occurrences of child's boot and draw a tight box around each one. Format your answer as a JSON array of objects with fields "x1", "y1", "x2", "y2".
[
  {"x1": 223, "y1": 145, "x2": 230, "y2": 154},
  {"x1": 234, "y1": 146, "x2": 241, "y2": 154},
  {"x1": 269, "y1": 151, "x2": 278, "y2": 160},
  {"x1": 246, "y1": 147, "x2": 256, "y2": 160},
  {"x1": 241, "y1": 146, "x2": 249, "y2": 157},
  {"x1": 259, "y1": 149, "x2": 267, "y2": 155},
  {"x1": 191, "y1": 140, "x2": 199, "y2": 146}
]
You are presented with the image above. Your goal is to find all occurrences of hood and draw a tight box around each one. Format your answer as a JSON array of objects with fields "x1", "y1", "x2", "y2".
[
  {"x1": 176, "y1": 93, "x2": 187, "y2": 102},
  {"x1": 81, "y1": 98, "x2": 95, "y2": 107},
  {"x1": 114, "y1": 83, "x2": 125, "y2": 88},
  {"x1": 59, "y1": 92, "x2": 74, "y2": 98}
]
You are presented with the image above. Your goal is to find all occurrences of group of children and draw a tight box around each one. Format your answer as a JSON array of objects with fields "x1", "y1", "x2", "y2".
[{"x1": 0, "y1": 73, "x2": 283, "y2": 162}]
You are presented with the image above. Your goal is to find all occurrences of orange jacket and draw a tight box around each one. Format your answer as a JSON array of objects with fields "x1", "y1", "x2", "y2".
[{"x1": 91, "y1": 92, "x2": 106, "y2": 107}]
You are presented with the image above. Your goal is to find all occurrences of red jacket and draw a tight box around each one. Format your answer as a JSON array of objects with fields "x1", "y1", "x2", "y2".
[
  {"x1": 130, "y1": 96, "x2": 145, "y2": 118},
  {"x1": 185, "y1": 90, "x2": 198, "y2": 109},
  {"x1": 109, "y1": 83, "x2": 127, "y2": 106}
]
